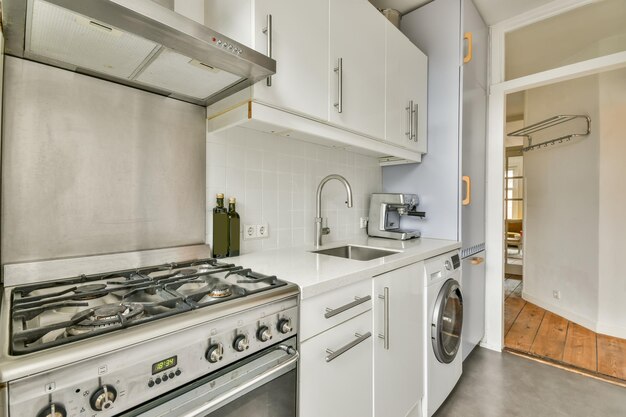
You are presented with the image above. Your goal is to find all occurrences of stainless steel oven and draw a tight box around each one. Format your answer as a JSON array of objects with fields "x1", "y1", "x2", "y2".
[
  {"x1": 124, "y1": 338, "x2": 298, "y2": 417},
  {"x1": 1, "y1": 250, "x2": 300, "y2": 417}
]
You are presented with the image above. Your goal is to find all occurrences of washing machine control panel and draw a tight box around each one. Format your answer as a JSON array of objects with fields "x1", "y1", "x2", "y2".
[{"x1": 451, "y1": 254, "x2": 460, "y2": 269}]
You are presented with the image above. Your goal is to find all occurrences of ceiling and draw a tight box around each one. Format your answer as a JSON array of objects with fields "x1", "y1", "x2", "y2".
[{"x1": 369, "y1": 0, "x2": 555, "y2": 25}]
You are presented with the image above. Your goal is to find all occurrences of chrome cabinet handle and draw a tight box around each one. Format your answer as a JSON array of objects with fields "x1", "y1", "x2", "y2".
[
  {"x1": 334, "y1": 58, "x2": 343, "y2": 113},
  {"x1": 378, "y1": 287, "x2": 390, "y2": 350},
  {"x1": 412, "y1": 103, "x2": 418, "y2": 141},
  {"x1": 325, "y1": 332, "x2": 371, "y2": 363},
  {"x1": 325, "y1": 295, "x2": 371, "y2": 319},
  {"x1": 405, "y1": 100, "x2": 413, "y2": 140},
  {"x1": 262, "y1": 14, "x2": 273, "y2": 86}
]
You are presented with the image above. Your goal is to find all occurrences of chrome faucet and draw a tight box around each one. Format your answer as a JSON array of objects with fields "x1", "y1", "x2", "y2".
[{"x1": 315, "y1": 174, "x2": 353, "y2": 247}]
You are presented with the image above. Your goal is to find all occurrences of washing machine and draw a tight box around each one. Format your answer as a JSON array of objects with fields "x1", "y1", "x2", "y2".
[{"x1": 423, "y1": 250, "x2": 463, "y2": 417}]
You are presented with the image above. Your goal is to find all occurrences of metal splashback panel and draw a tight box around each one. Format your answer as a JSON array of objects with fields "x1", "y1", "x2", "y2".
[{"x1": 1, "y1": 58, "x2": 206, "y2": 267}]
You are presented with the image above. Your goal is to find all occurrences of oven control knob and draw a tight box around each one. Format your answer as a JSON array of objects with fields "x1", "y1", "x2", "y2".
[
  {"x1": 206, "y1": 343, "x2": 223, "y2": 363},
  {"x1": 257, "y1": 326, "x2": 273, "y2": 342},
  {"x1": 36, "y1": 403, "x2": 66, "y2": 417},
  {"x1": 277, "y1": 318, "x2": 292, "y2": 334},
  {"x1": 90, "y1": 384, "x2": 117, "y2": 411},
  {"x1": 233, "y1": 334, "x2": 249, "y2": 352}
]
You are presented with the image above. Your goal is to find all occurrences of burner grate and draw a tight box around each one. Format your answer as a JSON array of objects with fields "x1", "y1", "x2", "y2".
[{"x1": 9, "y1": 258, "x2": 289, "y2": 355}]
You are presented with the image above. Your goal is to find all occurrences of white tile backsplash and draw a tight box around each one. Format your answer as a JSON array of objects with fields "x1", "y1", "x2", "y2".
[{"x1": 207, "y1": 127, "x2": 382, "y2": 254}]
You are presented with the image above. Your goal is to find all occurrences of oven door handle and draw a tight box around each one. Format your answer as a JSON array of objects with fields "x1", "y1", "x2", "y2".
[{"x1": 179, "y1": 348, "x2": 299, "y2": 417}]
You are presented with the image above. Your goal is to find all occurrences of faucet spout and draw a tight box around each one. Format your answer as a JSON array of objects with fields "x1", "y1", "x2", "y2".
[{"x1": 315, "y1": 174, "x2": 353, "y2": 247}]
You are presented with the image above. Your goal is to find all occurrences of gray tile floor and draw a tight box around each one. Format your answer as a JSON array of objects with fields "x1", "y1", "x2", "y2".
[{"x1": 435, "y1": 347, "x2": 626, "y2": 417}]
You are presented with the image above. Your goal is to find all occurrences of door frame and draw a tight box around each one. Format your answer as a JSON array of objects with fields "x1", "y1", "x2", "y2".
[{"x1": 482, "y1": 0, "x2": 626, "y2": 351}]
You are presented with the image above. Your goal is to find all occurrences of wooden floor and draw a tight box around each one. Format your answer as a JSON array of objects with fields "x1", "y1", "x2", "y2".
[{"x1": 504, "y1": 277, "x2": 626, "y2": 384}]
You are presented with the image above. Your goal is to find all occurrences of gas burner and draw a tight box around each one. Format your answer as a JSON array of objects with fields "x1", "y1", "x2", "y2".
[
  {"x1": 208, "y1": 285, "x2": 233, "y2": 298},
  {"x1": 175, "y1": 268, "x2": 197, "y2": 277},
  {"x1": 67, "y1": 303, "x2": 145, "y2": 336},
  {"x1": 73, "y1": 284, "x2": 107, "y2": 300}
]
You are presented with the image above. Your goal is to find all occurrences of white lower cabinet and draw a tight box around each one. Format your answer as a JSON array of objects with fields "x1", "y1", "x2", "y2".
[
  {"x1": 373, "y1": 263, "x2": 424, "y2": 417},
  {"x1": 299, "y1": 310, "x2": 373, "y2": 417},
  {"x1": 299, "y1": 262, "x2": 425, "y2": 417}
]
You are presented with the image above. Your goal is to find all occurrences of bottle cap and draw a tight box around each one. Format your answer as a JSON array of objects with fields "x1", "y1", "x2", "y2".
[
  {"x1": 229, "y1": 197, "x2": 236, "y2": 204},
  {"x1": 216, "y1": 193, "x2": 224, "y2": 198}
]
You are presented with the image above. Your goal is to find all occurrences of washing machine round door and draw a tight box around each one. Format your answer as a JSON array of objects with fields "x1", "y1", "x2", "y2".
[{"x1": 432, "y1": 279, "x2": 463, "y2": 364}]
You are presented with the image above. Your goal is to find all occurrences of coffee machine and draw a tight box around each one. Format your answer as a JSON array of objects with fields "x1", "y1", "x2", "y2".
[{"x1": 367, "y1": 193, "x2": 425, "y2": 240}]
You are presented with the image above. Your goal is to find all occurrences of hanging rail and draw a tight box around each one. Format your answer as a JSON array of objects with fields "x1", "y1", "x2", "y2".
[{"x1": 507, "y1": 115, "x2": 591, "y2": 152}]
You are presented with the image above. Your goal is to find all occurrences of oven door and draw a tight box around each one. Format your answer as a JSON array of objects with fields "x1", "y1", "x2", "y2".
[{"x1": 122, "y1": 338, "x2": 298, "y2": 417}]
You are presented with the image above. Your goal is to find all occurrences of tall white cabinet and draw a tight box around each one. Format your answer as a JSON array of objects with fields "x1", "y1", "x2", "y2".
[{"x1": 382, "y1": 0, "x2": 488, "y2": 360}]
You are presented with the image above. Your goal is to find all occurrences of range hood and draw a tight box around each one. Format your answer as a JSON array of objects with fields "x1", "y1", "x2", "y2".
[{"x1": 1, "y1": 0, "x2": 276, "y2": 106}]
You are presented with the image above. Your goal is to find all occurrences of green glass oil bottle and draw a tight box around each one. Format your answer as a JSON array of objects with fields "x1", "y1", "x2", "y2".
[
  {"x1": 212, "y1": 194, "x2": 229, "y2": 258},
  {"x1": 227, "y1": 197, "x2": 240, "y2": 257}
]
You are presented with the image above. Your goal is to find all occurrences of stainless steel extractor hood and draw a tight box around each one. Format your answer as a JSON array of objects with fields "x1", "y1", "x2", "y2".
[{"x1": 1, "y1": 0, "x2": 276, "y2": 106}]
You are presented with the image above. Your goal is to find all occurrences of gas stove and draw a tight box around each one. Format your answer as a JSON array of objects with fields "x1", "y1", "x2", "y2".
[
  {"x1": 10, "y1": 258, "x2": 287, "y2": 354},
  {"x1": 0, "y1": 245, "x2": 300, "y2": 417}
]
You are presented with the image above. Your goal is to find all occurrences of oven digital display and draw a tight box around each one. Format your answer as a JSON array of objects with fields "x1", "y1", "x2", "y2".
[{"x1": 152, "y1": 356, "x2": 177, "y2": 374}]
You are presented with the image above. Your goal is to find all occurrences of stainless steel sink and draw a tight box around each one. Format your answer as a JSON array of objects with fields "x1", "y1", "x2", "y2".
[{"x1": 312, "y1": 245, "x2": 401, "y2": 261}]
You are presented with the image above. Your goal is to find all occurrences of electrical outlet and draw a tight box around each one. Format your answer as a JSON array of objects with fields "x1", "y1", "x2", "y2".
[
  {"x1": 553, "y1": 290, "x2": 561, "y2": 300},
  {"x1": 256, "y1": 223, "x2": 269, "y2": 238},
  {"x1": 359, "y1": 217, "x2": 369, "y2": 229},
  {"x1": 244, "y1": 224, "x2": 257, "y2": 240}
]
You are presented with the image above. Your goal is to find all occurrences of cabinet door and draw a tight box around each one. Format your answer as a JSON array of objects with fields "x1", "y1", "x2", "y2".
[
  {"x1": 385, "y1": 23, "x2": 428, "y2": 153},
  {"x1": 253, "y1": 0, "x2": 329, "y2": 120},
  {"x1": 329, "y1": 0, "x2": 385, "y2": 139},
  {"x1": 203, "y1": 0, "x2": 254, "y2": 48},
  {"x1": 373, "y1": 263, "x2": 423, "y2": 417},
  {"x1": 460, "y1": 0, "x2": 487, "y2": 250},
  {"x1": 299, "y1": 311, "x2": 373, "y2": 417}
]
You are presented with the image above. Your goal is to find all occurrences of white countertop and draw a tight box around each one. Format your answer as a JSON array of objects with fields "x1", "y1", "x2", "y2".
[{"x1": 227, "y1": 237, "x2": 461, "y2": 299}]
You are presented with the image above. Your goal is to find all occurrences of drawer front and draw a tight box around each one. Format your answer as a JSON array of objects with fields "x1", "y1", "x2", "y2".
[
  {"x1": 299, "y1": 311, "x2": 373, "y2": 417},
  {"x1": 300, "y1": 279, "x2": 372, "y2": 341}
]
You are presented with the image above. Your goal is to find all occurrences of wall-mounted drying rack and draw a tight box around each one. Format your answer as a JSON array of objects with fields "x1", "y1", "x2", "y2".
[{"x1": 508, "y1": 115, "x2": 591, "y2": 152}]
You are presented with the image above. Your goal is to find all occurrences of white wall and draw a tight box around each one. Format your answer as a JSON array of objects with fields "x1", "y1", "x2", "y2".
[
  {"x1": 523, "y1": 74, "x2": 600, "y2": 330},
  {"x1": 206, "y1": 127, "x2": 382, "y2": 253},
  {"x1": 597, "y1": 68, "x2": 626, "y2": 337},
  {"x1": 522, "y1": 68, "x2": 626, "y2": 338}
]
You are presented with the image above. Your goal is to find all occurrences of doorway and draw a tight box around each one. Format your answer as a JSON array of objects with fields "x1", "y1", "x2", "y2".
[
  {"x1": 499, "y1": 70, "x2": 626, "y2": 385},
  {"x1": 483, "y1": 0, "x2": 626, "y2": 356}
]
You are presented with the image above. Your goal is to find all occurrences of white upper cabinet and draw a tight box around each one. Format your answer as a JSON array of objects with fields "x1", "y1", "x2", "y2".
[
  {"x1": 385, "y1": 22, "x2": 428, "y2": 153},
  {"x1": 252, "y1": 0, "x2": 329, "y2": 120},
  {"x1": 204, "y1": 0, "x2": 329, "y2": 120},
  {"x1": 205, "y1": 0, "x2": 428, "y2": 163},
  {"x1": 328, "y1": 0, "x2": 386, "y2": 140}
]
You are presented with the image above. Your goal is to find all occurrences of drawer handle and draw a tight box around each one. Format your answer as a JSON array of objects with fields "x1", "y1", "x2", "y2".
[
  {"x1": 325, "y1": 332, "x2": 372, "y2": 363},
  {"x1": 324, "y1": 295, "x2": 371, "y2": 319}
]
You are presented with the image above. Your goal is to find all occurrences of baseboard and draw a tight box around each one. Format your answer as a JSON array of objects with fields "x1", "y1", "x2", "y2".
[
  {"x1": 521, "y1": 291, "x2": 598, "y2": 332},
  {"x1": 479, "y1": 340, "x2": 502, "y2": 353},
  {"x1": 596, "y1": 322, "x2": 626, "y2": 340}
]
